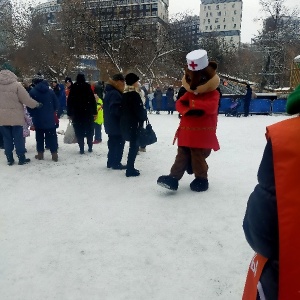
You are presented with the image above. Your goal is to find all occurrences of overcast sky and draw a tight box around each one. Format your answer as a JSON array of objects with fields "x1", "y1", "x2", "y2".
[{"x1": 169, "y1": 0, "x2": 298, "y2": 43}]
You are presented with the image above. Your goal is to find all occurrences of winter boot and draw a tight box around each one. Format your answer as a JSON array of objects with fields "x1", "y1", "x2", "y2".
[
  {"x1": 35, "y1": 152, "x2": 44, "y2": 160},
  {"x1": 112, "y1": 163, "x2": 127, "y2": 170},
  {"x1": 157, "y1": 175, "x2": 179, "y2": 191},
  {"x1": 126, "y1": 168, "x2": 140, "y2": 177},
  {"x1": 190, "y1": 178, "x2": 209, "y2": 192},
  {"x1": 18, "y1": 154, "x2": 30, "y2": 165},
  {"x1": 51, "y1": 152, "x2": 58, "y2": 162},
  {"x1": 6, "y1": 154, "x2": 15, "y2": 166}
]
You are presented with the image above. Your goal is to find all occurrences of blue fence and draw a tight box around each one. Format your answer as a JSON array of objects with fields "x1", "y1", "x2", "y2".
[
  {"x1": 149, "y1": 94, "x2": 287, "y2": 114},
  {"x1": 219, "y1": 98, "x2": 287, "y2": 114}
]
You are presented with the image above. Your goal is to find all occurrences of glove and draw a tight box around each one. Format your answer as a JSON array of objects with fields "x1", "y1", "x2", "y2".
[{"x1": 185, "y1": 110, "x2": 204, "y2": 117}]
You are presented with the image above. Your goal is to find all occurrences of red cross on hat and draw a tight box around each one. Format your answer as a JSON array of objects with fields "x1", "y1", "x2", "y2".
[{"x1": 189, "y1": 61, "x2": 198, "y2": 70}]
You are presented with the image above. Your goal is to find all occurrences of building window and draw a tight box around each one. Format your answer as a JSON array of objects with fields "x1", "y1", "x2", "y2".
[
  {"x1": 232, "y1": 17, "x2": 235, "y2": 21},
  {"x1": 223, "y1": 18, "x2": 226, "y2": 22},
  {"x1": 210, "y1": 25, "x2": 212, "y2": 30},
  {"x1": 215, "y1": 18, "x2": 219, "y2": 23},
  {"x1": 208, "y1": 5, "x2": 211, "y2": 10},
  {"x1": 224, "y1": 25, "x2": 226, "y2": 29},
  {"x1": 232, "y1": 4, "x2": 235, "y2": 8},
  {"x1": 206, "y1": 12, "x2": 208, "y2": 17},
  {"x1": 210, "y1": 12, "x2": 213, "y2": 16},
  {"x1": 217, "y1": 11, "x2": 221, "y2": 16},
  {"x1": 205, "y1": 26, "x2": 208, "y2": 30},
  {"x1": 217, "y1": 25, "x2": 220, "y2": 29},
  {"x1": 208, "y1": 19, "x2": 210, "y2": 23},
  {"x1": 234, "y1": 10, "x2": 237, "y2": 14},
  {"x1": 233, "y1": 24, "x2": 236, "y2": 28}
]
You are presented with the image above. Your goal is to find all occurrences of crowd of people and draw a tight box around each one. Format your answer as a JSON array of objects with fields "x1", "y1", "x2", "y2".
[{"x1": 0, "y1": 69, "x2": 152, "y2": 177}]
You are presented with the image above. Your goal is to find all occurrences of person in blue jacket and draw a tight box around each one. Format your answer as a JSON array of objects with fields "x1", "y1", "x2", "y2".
[
  {"x1": 244, "y1": 84, "x2": 252, "y2": 117},
  {"x1": 51, "y1": 79, "x2": 66, "y2": 118},
  {"x1": 28, "y1": 74, "x2": 59, "y2": 162},
  {"x1": 103, "y1": 73, "x2": 126, "y2": 169}
]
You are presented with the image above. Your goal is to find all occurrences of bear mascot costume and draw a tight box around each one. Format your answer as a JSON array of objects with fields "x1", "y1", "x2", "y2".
[{"x1": 157, "y1": 49, "x2": 220, "y2": 192}]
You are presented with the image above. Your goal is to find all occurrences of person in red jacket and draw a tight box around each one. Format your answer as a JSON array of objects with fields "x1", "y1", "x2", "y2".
[
  {"x1": 242, "y1": 85, "x2": 300, "y2": 300},
  {"x1": 157, "y1": 49, "x2": 220, "y2": 192}
]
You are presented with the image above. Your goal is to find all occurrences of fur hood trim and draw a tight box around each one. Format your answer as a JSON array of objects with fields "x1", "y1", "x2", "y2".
[{"x1": 123, "y1": 85, "x2": 139, "y2": 93}]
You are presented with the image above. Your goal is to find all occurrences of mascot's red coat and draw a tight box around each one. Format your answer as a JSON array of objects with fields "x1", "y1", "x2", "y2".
[{"x1": 175, "y1": 90, "x2": 220, "y2": 151}]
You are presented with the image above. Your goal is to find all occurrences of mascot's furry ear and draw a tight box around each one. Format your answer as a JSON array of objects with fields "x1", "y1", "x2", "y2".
[{"x1": 209, "y1": 61, "x2": 218, "y2": 70}]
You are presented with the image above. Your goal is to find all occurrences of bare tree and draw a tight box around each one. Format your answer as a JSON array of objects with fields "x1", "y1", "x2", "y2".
[{"x1": 253, "y1": 0, "x2": 300, "y2": 90}]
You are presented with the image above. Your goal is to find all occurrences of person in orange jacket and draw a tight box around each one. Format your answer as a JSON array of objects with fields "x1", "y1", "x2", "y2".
[{"x1": 242, "y1": 85, "x2": 300, "y2": 300}]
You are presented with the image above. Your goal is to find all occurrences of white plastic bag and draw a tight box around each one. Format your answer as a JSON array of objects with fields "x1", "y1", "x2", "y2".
[{"x1": 63, "y1": 121, "x2": 77, "y2": 144}]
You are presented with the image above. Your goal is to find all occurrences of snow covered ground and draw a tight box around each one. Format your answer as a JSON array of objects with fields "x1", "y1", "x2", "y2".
[{"x1": 0, "y1": 113, "x2": 289, "y2": 300}]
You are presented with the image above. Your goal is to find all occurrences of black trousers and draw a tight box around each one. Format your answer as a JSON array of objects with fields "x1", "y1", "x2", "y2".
[
  {"x1": 73, "y1": 121, "x2": 94, "y2": 151},
  {"x1": 244, "y1": 99, "x2": 250, "y2": 116},
  {"x1": 127, "y1": 137, "x2": 139, "y2": 171},
  {"x1": 35, "y1": 127, "x2": 58, "y2": 153},
  {"x1": 107, "y1": 135, "x2": 125, "y2": 167}
]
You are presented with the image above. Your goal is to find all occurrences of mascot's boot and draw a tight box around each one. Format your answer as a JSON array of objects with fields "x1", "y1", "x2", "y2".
[
  {"x1": 190, "y1": 178, "x2": 209, "y2": 192},
  {"x1": 157, "y1": 175, "x2": 179, "y2": 191}
]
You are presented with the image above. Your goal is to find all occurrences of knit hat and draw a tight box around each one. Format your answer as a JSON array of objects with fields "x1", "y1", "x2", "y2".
[
  {"x1": 76, "y1": 73, "x2": 86, "y2": 83},
  {"x1": 125, "y1": 73, "x2": 139, "y2": 86},
  {"x1": 32, "y1": 72, "x2": 44, "y2": 84},
  {"x1": 112, "y1": 73, "x2": 125, "y2": 81},
  {"x1": 65, "y1": 77, "x2": 72, "y2": 84},
  {"x1": 286, "y1": 85, "x2": 300, "y2": 115}
]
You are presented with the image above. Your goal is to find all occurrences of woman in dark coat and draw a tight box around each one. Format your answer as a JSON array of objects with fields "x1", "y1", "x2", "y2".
[
  {"x1": 154, "y1": 86, "x2": 163, "y2": 114},
  {"x1": 166, "y1": 85, "x2": 175, "y2": 114},
  {"x1": 67, "y1": 73, "x2": 97, "y2": 154},
  {"x1": 120, "y1": 73, "x2": 147, "y2": 177}
]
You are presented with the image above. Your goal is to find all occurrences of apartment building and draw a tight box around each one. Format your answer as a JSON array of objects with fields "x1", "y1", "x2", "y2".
[
  {"x1": 34, "y1": 0, "x2": 169, "y2": 38},
  {"x1": 170, "y1": 15, "x2": 200, "y2": 51},
  {"x1": 199, "y1": 0, "x2": 243, "y2": 47}
]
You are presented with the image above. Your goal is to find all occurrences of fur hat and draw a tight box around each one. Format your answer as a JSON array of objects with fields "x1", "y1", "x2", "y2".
[
  {"x1": 125, "y1": 73, "x2": 139, "y2": 86},
  {"x1": 112, "y1": 73, "x2": 125, "y2": 81},
  {"x1": 287, "y1": 85, "x2": 300, "y2": 115}
]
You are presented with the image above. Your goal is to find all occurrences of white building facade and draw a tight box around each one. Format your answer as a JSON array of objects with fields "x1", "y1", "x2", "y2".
[{"x1": 199, "y1": 0, "x2": 243, "y2": 47}]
